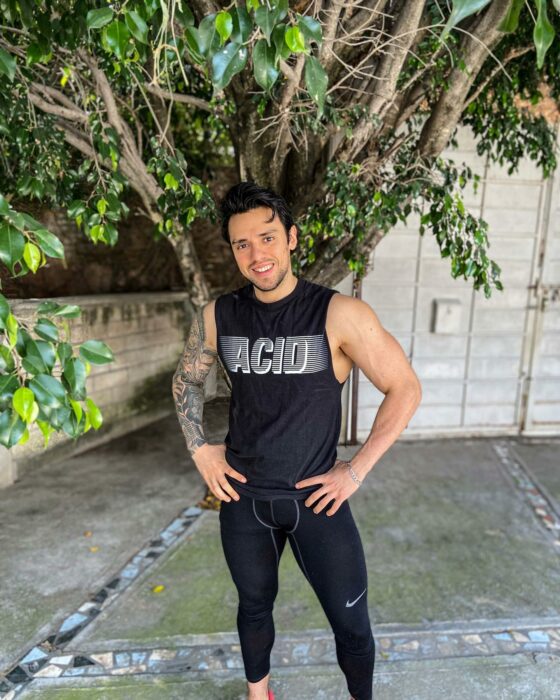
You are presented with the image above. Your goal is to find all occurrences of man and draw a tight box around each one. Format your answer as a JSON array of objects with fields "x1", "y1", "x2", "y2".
[{"x1": 172, "y1": 181, "x2": 422, "y2": 700}]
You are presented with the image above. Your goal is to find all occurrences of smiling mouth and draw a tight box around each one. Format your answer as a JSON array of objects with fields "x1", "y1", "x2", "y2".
[{"x1": 252, "y1": 263, "x2": 274, "y2": 275}]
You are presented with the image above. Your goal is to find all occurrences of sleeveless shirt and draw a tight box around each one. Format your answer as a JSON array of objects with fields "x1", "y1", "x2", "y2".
[{"x1": 214, "y1": 275, "x2": 344, "y2": 501}]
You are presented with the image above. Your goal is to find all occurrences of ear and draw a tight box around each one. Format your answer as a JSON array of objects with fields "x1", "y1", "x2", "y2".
[{"x1": 289, "y1": 224, "x2": 298, "y2": 250}]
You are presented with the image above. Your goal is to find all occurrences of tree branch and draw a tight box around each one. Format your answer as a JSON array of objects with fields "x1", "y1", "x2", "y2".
[
  {"x1": 143, "y1": 83, "x2": 213, "y2": 111},
  {"x1": 418, "y1": 1, "x2": 512, "y2": 158},
  {"x1": 27, "y1": 89, "x2": 88, "y2": 124},
  {"x1": 335, "y1": 0, "x2": 427, "y2": 163},
  {"x1": 463, "y1": 44, "x2": 534, "y2": 109}
]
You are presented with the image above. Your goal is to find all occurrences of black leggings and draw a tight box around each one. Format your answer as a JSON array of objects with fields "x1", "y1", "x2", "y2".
[{"x1": 219, "y1": 492, "x2": 375, "y2": 700}]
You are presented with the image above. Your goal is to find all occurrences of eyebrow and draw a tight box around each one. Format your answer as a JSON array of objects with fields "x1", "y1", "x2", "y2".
[{"x1": 230, "y1": 229, "x2": 277, "y2": 246}]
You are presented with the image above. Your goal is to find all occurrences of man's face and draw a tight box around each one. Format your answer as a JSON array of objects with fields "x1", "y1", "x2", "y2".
[{"x1": 228, "y1": 206, "x2": 297, "y2": 290}]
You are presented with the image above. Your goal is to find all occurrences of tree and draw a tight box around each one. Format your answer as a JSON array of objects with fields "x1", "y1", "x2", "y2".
[{"x1": 0, "y1": 0, "x2": 559, "y2": 449}]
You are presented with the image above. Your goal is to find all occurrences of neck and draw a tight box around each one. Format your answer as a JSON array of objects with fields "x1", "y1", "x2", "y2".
[{"x1": 253, "y1": 274, "x2": 298, "y2": 304}]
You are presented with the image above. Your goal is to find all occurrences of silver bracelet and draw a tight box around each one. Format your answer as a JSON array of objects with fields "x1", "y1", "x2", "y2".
[{"x1": 347, "y1": 462, "x2": 362, "y2": 487}]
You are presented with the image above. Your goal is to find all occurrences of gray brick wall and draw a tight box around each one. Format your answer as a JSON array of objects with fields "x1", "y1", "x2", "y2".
[
  {"x1": 0, "y1": 291, "x2": 207, "y2": 487},
  {"x1": 356, "y1": 124, "x2": 560, "y2": 438}
]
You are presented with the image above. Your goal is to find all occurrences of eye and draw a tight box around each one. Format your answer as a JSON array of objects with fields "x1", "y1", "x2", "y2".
[{"x1": 265, "y1": 236, "x2": 274, "y2": 242}]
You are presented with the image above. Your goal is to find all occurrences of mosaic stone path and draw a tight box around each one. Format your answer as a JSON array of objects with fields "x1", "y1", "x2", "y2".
[
  {"x1": 493, "y1": 441, "x2": 560, "y2": 549},
  {"x1": 2, "y1": 621, "x2": 560, "y2": 699},
  {"x1": 0, "y1": 504, "x2": 206, "y2": 699},
  {"x1": 2, "y1": 439, "x2": 560, "y2": 699}
]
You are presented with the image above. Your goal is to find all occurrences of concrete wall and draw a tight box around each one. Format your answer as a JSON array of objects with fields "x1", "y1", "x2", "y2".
[
  {"x1": 356, "y1": 125, "x2": 560, "y2": 439},
  {"x1": 523, "y1": 151, "x2": 560, "y2": 431},
  {"x1": 0, "y1": 291, "x2": 215, "y2": 487}
]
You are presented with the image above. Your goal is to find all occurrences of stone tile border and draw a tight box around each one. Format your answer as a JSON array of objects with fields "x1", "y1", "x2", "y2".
[
  {"x1": 1, "y1": 622, "x2": 559, "y2": 698},
  {"x1": 0, "y1": 504, "x2": 206, "y2": 699},
  {"x1": 493, "y1": 440, "x2": 560, "y2": 549},
  {"x1": 3, "y1": 438, "x2": 560, "y2": 698}
]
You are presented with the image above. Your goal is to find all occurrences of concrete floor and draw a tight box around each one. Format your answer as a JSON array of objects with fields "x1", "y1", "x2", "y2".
[{"x1": 1, "y1": 396, "x2": 559, "y2": 699}]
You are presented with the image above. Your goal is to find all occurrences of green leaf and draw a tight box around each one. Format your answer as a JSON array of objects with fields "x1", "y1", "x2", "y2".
[
  {"x1": 275, "y1": 0, "x2": 289, "y2": 22},
  {"x1": 498, "y1": 0, "x2": 525, "y2": 32},
  {"x1": 253, "y1": 39, "x2": 279, "y2": 92},
  {"x1": 23, "y1": 241, "x2": 41, "y2": 273},
  {"x1": 57, "y1": 342, "x2": 73, "y2": 366},
  {"x1": 215, "y1": 11, "x2": 233, "y2": 44},
  {"x1": 285, "y1": 25, "x2": 306, "y2": 53},
  {"x1": 297, "y1": 15, "x2": 323, "y2": 45},
  {"x1": 67, "y1": 200, "x2": 87, "y2": 218},
  {"x1": 51, "y1": 304, "x2": 81, "y2": 318},
  {"x1": 0, "y1": 345, "x2": 15, "y2": 373},
  {"x1": 26, "y1": 40, "x2": 52, "y2": 66},
  {"x1": 33, "y1": 228, "x2": 65, "y2": 259},
  {"x1": 28, "y1": 373, "x2": 67, "y2": 408},
  {"x1": 38, "y1": 403, "x2": 72, "y2": 430},
  {"x1": 304, "y1": 55, "x2": 328, "y2": 115},
  {"x1": 6, "y1": 314, "x2": 18, "y2": 348},
  {"x1": 17, "y1": 212, "x2": 43, "y2": 232},
  {"x1": 87, "y1": 7, "x2": 114, "y2": 29},
  {"x1": 90, "y1": 224, "x2": 104, "y2": 243},
  {"x1": 0, "y1": 47, "x2": 16, "y2": 82},
  {"x1": 0, "y1": 223, "x2": 25, "y2": 272},
  {"x1": 37, "y1": 419, "x2": 54, "y2": 447},
  {"x1": 104, "y1": 20, "x2": 131, "y2": 60},
  {"x1": 34, "y1": 318, "x2": 59, "y2": 343},
  {"x1": 0, "y1": 293, "x2": 10, "y2": 325},
  {"x1": 164, "y1": 173, "x2": 179, "y2": 190},
  {"x1": 78, "y1": 339, "x2": 114, "y2": 365},
  {"x1": 440, "y1": 0, "x2": 492, "y2": 40},
  {"x1": 534, "y1": 0, "x2": 555, "y2": 70},
  {"x1": 175, "y1": 3, "x2": 195, "y2": 27},
  {"x1": 21, "y1": 338, "x2": 56, "y2": 375},
  {"x1": 0, "y1": 195, "x2": 10, "y2": 216},
  {"x1": 103, "y1": 221, "x2": 118, "y2": 245},
  {"x1": 211, "y1": 42, "x2": 249, "y2": 92},
  {"x1": 86, "y1": 397, "x2": 103, "y2": 429},
  {"x1": 272, "y1": 24, "x2": 292, "y2": 64},
  {"x1": 0, "y1": 376, "x2": 19, "y2": 408},
  {"x1": 70, "y1": 398, "x2": 83, "y2": 423},
  {"x1": 13, "y1": 387, "x2": 35, "y2": 422},
  {"x1": 0, "y1": 410, "x2": 26, "y2": 448},
  {"x1": 36, "y1": 301, "x2": 61, "y2": 314},
  {"x1": 198, "y1": 13, "x2": 221, "y2": 58},
  {"x1": 62, "y1": 357, "x2": 87, "y2": 399},
  {"x1": 62, "y1": 409, "x2": 85, "y2": 439},
  {"x1": 230, "y1": 6, "x2": 252, "y2": 44},
  {"x1": 254, "y1": 4, "x2": 280, "y2": 43},
  {"x1": 125, "y1": 10, "x2": 149, "y2": 44},
  {"x1": 185, "y1": 26, "x2": 206, "y2": 64}
]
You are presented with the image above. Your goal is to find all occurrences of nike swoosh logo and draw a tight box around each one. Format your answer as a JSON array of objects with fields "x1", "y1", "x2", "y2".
[{"x1": 346, "y1": 587, "x2": 367, "y2": 607}]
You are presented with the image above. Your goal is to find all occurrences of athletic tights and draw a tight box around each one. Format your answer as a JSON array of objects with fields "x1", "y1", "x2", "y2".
[{"x1": 219, "y1": 492, "x2": 375, "y2": 700}]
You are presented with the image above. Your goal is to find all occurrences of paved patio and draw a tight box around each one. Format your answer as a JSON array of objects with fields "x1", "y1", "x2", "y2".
[{"x1": 1, "y1": 396, "x2": 559, "y2": 699}]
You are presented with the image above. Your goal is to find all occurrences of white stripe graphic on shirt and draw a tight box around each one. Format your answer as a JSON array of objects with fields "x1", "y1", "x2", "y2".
[{"x1": 219, "y1": 334, "x2": 329, "y2": 375}]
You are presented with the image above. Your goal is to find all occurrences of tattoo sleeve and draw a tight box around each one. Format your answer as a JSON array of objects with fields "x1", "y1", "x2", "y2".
[{"x1": 172, "y1": 306, "x2": 219, "y2": 456}]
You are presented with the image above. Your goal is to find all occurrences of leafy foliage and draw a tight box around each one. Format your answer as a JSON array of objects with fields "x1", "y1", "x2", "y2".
[{"x1": 0, "y1": 0, "x2": 559, "y2": 449}]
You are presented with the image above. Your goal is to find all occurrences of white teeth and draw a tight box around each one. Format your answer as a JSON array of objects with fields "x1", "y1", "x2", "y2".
[{"x1": 254, "y1": 264, "x2": 273, "y2": 272}]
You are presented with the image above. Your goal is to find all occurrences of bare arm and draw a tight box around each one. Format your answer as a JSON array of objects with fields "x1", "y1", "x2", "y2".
[
  {"x1": 332, "y1": 295, "x2": 423, "y2": 481},
  {"x1": 172, "y1": 302, "x2": 248, "y2": 502},
  {"x1": 172, "y1": 303, "x2": 218, "y2": 456}
]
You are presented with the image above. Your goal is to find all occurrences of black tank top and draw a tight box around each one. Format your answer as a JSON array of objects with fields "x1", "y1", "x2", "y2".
[{"x1": 214, "y1": 276, "x2": 344, "y2": 501}]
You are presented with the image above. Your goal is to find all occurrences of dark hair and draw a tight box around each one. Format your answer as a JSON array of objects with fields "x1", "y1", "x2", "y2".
[{"x1": 219, "y1": 181, "x2": 299, "y2": 246}]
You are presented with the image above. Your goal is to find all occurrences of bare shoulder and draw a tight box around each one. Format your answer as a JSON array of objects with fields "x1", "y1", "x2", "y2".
[
  {"x1": 327, "y1": 292, "x2": 384, "y2": 347},
  {"x1": 328, "y1": 292, "x2": 419, "y2": 394},
  {"x1": 201, "y1": 300, "x2": 218, "y2": 353}
]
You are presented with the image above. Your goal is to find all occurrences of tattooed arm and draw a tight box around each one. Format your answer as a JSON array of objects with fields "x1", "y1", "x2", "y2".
[
  {"x1": 172, "y1": 300, "x2": 247, "y2": 502},
  {"x1": 172, "y1": 302, "x2": 219, "y2": 456}
]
